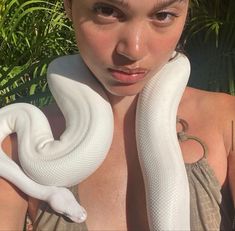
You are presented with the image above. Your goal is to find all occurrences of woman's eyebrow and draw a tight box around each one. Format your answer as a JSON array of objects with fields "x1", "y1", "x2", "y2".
[
  {"x1": 154, "y1": 0, "x2": 186, "y2": 10},
  {"x1": 106, "y1": 0, "x2": 130, "y2": 8},
  {"x1": 102, "y1": 0, "x2": 186, "y2": 10}
]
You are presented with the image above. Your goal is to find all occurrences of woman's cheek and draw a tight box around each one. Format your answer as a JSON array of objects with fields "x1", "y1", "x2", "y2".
[
  {"x1": 76, "y1": 24, "x2": 115, "y2": 60},
  {"x1": 149, "y1": 38, "x2": 176, "y2": 65},
  {"x1": 152, "y1": 30, "x2": 183, "y2": 58}
]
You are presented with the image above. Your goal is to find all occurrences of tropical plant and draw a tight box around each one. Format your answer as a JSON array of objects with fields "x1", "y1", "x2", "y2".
[
  {"x1": 183, "y1": 0, "x2": 235, "y2": 94},
  {"x1": 0, "y1": 0, "x2": 77, "y2": 107}
]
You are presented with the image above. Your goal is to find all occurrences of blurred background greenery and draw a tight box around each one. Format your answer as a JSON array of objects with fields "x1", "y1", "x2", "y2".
[
  {"x1": 183, "y1": 0, "x2": 235, "y2": 94},
  {"x1": 0, "y1": 0, "x2": 235, "y2": 108},
  {"x1": 0, "y1": 0, "x2": 77, "y2": 107}
]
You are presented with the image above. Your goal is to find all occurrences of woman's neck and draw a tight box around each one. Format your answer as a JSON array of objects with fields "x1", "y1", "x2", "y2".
[{"x1": 106, "y1": 93, "x2": 138, "y2": 123}]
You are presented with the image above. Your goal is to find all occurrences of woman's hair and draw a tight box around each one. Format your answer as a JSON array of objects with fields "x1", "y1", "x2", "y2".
[{"x1": 173, "y1": 5, "x2": 191, "y2": 57}]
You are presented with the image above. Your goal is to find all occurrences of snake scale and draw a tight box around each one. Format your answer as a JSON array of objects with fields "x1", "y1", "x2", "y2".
[{"x1": 0, "y1": 53, "x2": 190, "y2": 230}]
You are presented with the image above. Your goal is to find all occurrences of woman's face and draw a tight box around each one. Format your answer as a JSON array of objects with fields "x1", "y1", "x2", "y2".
[{"x1": 64, "y1": 0, "x2": 189, "y2": 96}]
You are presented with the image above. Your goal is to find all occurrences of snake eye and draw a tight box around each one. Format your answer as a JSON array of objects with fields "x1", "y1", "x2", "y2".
[
  {"x1": 63, "y1": 212, "x2": 69, "y2": 217},
  {"x1": 62, "y1": 212, "x2": 74, "y2": 223}
]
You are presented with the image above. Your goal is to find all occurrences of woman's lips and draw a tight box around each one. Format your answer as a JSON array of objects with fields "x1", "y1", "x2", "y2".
[{"x1": 108, "y1": 68, "x2": 148, "y2": 84}]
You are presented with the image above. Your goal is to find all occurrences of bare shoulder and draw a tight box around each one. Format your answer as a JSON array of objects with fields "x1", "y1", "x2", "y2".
[
  {"x1": 186, "y1": 87, "x2": 234, "y2": 111},
  {"x1": 41, "y1": 103, "x2": 65, "y2": 139},
  {"x1": 41, "y1": 102, "x2": 64, "y2": 120},
  {"x1": 185, "y1": 87, "x2": 235, "y2": 117},
  {"x1": 185, "y1": 87, "x2": 235, "y2": 152}
]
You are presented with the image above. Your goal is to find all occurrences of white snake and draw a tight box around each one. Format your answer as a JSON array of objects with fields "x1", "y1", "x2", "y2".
[{"x1": 0, "y1": 53, "x2": 190, "y2": 230}]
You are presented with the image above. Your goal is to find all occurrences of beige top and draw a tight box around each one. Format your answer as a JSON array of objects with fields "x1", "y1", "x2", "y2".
[
  {"x1": 186, "y1": 158, "x2": 233, "y2": 230},
  {"x1": 26, "y1": 131, "x2": 234, "y2": 231},
  {"x1": 28, "y1": 160, "x2": 234, "y2": 231}
]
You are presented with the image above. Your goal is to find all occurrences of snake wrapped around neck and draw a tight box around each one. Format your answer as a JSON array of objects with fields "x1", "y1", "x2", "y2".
[{"x1": 0, "y1": 53, "x2": 190, "y2": 230}]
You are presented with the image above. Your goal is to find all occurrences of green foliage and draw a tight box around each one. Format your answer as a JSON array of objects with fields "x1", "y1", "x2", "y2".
[
  {"x1": 1, "y1": 0, "x2": 234, "y2": 107},
  {"x1": 0, "y1": 0, "x2": 77, "y2": 107},
  {"x1": 184, "y1": 0, "x2": 235, "y2": 94}
]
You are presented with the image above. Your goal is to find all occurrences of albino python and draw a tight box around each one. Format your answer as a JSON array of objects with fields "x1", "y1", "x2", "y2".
[{"x1": 0, "y1": 53, "x2": 190, "y2": 230}]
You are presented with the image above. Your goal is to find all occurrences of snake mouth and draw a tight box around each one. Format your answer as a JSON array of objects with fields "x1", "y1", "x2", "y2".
[
  {"x1": 62, "y1": 208, "x2": 87, "y2": 223},
  {"x1": 70, "y1": 213, "x2": 87, "y2": 223},
  {"x1": 62, "y1": 214, "x2": 86, "y2": 223}
]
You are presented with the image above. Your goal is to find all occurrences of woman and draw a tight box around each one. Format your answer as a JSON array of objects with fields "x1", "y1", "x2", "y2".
[{"x1": 0, "y1": 0, "x2": 235, "y2": 230}]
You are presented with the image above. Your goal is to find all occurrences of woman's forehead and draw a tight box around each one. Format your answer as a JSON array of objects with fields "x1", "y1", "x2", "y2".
[
  {"x1": 105, "y1": 0, "x2": 187, "y2": 4},
  {"x1": 77, "y1": 0, "x2": 188, "y2": 9}
]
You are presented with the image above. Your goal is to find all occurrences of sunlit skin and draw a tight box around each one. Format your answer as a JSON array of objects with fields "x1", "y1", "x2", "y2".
[
  {"x1": 0, "y1": 0, "x2": 235, "y2": 230},
  {"x1": 67, "y1": 0, "x2": 189, "y2": 97}
]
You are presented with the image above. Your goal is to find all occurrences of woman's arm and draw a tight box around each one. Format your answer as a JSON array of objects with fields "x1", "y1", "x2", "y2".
[
  {"x1": 228, "y1": 149, "x2": 235, "y2": 207},
  {"x1": 226, "y1": 95, "x2": 235, "y2": 207},
  {"x1": 0, "y1": 103, "x2": 65, "y2": 229},
  {"x1": 0, "y1": 134, "x2": 28, "y2": 230}
]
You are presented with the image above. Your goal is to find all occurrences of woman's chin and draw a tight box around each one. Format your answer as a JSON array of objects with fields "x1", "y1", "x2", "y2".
[{"x1": 106, "y1": 85, "x2": 145, "y2": 97}]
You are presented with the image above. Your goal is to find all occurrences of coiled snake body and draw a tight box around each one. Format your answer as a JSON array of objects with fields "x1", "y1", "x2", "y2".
[{"x1": 0, "y1": 53, "x2": 190, "y2": 229}]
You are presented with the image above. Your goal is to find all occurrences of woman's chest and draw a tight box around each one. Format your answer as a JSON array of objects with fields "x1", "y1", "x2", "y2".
[
  {"x1": 76, "y1": 113, "x2": 228, "y2": 230},
  {"x1": 77, "y1": 130, "x2": 149, "y2": 231}
]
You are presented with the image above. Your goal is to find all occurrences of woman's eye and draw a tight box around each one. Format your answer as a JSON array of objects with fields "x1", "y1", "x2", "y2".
[
  {"x1": 152, "y1": 11, "x2": 179, "y2": 25},
  {"x1": 93, "y1": 5, "x2": 122, "y2": 19}
]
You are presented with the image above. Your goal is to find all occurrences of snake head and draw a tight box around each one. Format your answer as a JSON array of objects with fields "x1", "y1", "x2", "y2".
[{"x1": 47, "y1": 187, "x2": 87, "y2": 223}]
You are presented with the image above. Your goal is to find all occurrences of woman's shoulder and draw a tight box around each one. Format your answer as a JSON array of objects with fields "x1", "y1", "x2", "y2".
[
  {"x1": 41, "y1": 103, "x2": 65, "y2": 139},
  {"x1": 185, "y1": 87, "x2": 235, "y2": 115},
  {"x1": 185, "y1": 87, "x2": 235, "y2": 125},
  {"x1": 186, "y1": 87, "x2": 235, "y2": 153},
  {"x1": 41, "y1": 102, "x2": 63, "y2": 118}
]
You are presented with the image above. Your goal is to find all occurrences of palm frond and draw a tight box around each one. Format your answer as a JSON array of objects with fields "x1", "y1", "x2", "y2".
[
  {"x1": 184, "y1": 0, "x2": 235, "y2": 94},
  {"x1": 0, "y1": 0, "x2": 77, "y2": 108}
]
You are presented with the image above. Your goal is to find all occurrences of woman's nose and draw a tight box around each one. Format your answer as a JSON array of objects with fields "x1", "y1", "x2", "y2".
[{"x1": 115, "y1": 22, "x2": 148, "y2": 62}]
